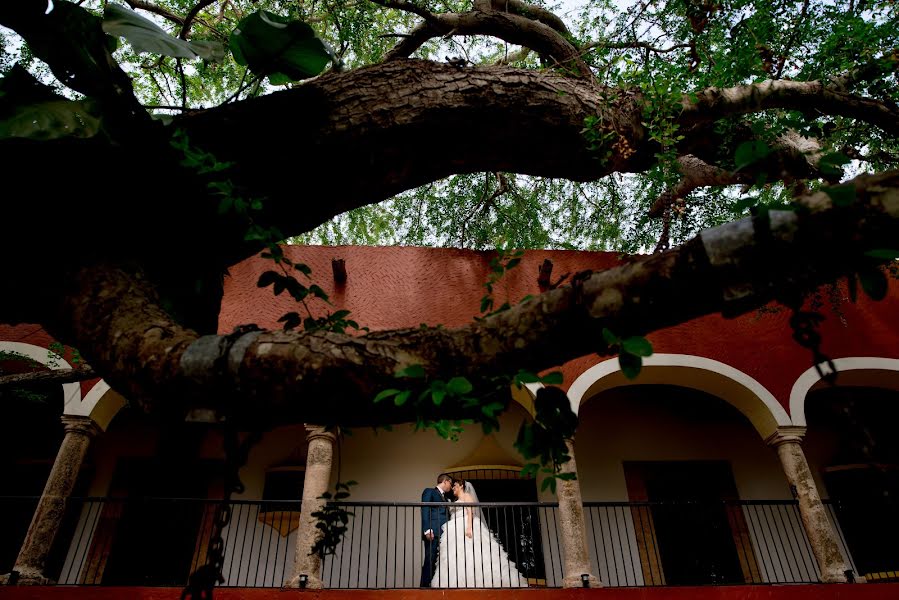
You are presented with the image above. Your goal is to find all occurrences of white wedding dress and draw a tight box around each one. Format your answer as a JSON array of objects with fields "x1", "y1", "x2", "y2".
[{"x1": 430, "y1": 485, "x2": 527, "y2": 588}]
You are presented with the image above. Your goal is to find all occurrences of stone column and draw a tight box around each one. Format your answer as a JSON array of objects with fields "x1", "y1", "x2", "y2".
[
  {"x1": 12, "y1": 415, "x2": 101, "y2": 585},
  {"x1": 767, "y1": 426, "x2": 849, "y2": 583},
  {"x1": 285, "y1": 425, "x2": 336, "y2": 589},
  {"x1": 557, "y1": 439, "x2": 599, "y2": 588}
]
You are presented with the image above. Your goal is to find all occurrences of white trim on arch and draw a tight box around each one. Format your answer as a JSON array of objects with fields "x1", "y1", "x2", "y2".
[
  {"x1": 0, "y1": 341, "x2": 81, "y2": 409},
  {"x1": 566, "y1": 353, "x2": 791, "y2": 439},
  {"x1": 789, "y1": 357, "x2": 899, "y2": 427}
]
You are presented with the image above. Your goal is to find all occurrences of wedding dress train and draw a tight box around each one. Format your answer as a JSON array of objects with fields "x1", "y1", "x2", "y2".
[{"x1": 430, "y1": 504, "x2": 527, "y2": 587}]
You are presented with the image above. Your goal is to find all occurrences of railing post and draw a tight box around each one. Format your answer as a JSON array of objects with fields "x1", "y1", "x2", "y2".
[
  {"x1": 7, "y1": 415, "x2": 101, "y2": 585},
  {"x1": 767, "y1": 426, "x2": 849, "y2": 583},
  {"x1": 284, "y1": 424, "x2": 335, "y2": 589},
  {"x1": 558, "y1": 439, "x2": 600, "y2": 588}
]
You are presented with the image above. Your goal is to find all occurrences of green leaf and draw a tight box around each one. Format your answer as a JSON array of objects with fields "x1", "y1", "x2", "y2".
[
  {"x1": 103, "y1": 4, "x2": 224, "y2": 61},
  {"x1": 520, "y1": 463, "x2": 540, "y2": 478},
  {"x1": 818, "y1": 152, "x2": 850, "y2": 177},
  {"x1": 0, "y1": 99, "x2": 102, "y2": 140},
  {"x1": 505, "y1": 257, "x2": 521, "y2": 270},
  {"x1": 431, "y1": 388, "x2": 447, "y2": 406},
  {"x1": 731, "y1": 196, "x2": 758, "y2": 214},
  {"x1": 446, "y1": 376, "x2": 473, "y2": 395},
  {"x1": 864, "y1": 249, "x2": 899, "y2": 260},
  {"x1": 373, "y1": 388, "x2": 400, "y2": 403},
  {"x1": 859, "y1": 268, "x2": 888, "y2": 301},
  {"x1": 229, "y1": 11, "x2": 332, "y2": 82},
  {"x1": 619, "y1": 352, "x2": 643, "y2": 379},
  {"x1": 395, "y1": 364, "x2": 426, "y2": 379},
  {"x1": 541, "y1": 477, "x2": 557, "y2": 494},
  {"x1": 515, "y1": 370, "x2": 540, "y2": 384},
  {"x1": 822, "y1": 184, "x2": 856, "y2": 207},
  {"x1": 481, "y1": 401, "x2": 505, "y2": 417},
  {"x1": 622, "y1": 336, "x2": 653, "y2": 357},
  {"x1": 734, "y1": 140, "x2": 770, "y2": 171},
  {"x1": 601, "y1": 327, "x2": 620, "y2": 346},
  {"x1": 539, "y1": 371, "x2": 564, "y2": 385},
  {"x1": 394, "y1": 390, "x2": 411, "y2": 406}
]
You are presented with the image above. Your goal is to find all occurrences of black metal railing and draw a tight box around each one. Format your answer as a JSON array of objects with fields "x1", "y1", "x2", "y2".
[
  {"x1": 321, "y1": 501, "x2": 562, "y2": 588},
  {"x1": 0, "y1": 496, "x2": 880, "y2": 588},
  {"x1": 583, "y1": 500, "x2": 858, "y2": 586}
]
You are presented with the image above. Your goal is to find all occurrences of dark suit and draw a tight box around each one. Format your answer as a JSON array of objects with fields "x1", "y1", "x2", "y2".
[{"x1": 420, "y1": 487, "x2": 449, "y2": 587}]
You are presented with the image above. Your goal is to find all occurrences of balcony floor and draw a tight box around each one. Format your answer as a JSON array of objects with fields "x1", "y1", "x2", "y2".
[{"x1": 0, "y1": 585, "x2": 898, "y2": 600}]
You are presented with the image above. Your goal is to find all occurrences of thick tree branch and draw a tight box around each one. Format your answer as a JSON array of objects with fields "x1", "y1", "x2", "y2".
[
  {"x1": 41, "y1": 171, "x2": 899, "y2": 425},
  {"x1": 369, "y1": 0, "x2": 442, "y2": 27},
  {"x1": 382, "y1": 10, "x2": 590, "y2": 77},
  {"x1": 0, "y1": 367, "x2": 97, "y2": 389},
  {"x1": 682, "y1": 79, "x2": 899, "y2": 138},
  {"x1": 179, "y1": 0, "x2": 217, "y2": 39},
  {"x1": 125, "y1": 0, "x2": 185, "y2": 25},
  {"x1": 648, "y1": 155, "x2": 751, "y2": 218},
  {"x1": 649, "y1": 132, "x2": 829, "y2": 218},
  {"x1": 582, "y1": 40, "x2": 691, "y2": 54},
  {"x1": 474, "y1": 0, "x2": 570, "y2": 35}
]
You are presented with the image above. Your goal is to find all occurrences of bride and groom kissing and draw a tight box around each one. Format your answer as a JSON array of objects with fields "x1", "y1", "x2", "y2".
[{"x1": 420, "y1": 473, "x2": 526, "y2": 588}]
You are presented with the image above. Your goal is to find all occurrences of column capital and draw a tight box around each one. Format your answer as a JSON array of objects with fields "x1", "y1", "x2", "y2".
[
  {"x1": 304, "y1": 424, "x2": 336, "y2": 444},
  {"x1": 765, "y1": 425, "x2": 807, "y2": 447},
  {"x1": 60, "y1": 415, "x2": 102, "y2": 438}
]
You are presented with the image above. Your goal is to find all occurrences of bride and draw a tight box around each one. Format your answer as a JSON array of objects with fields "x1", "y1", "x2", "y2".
[{"x1": 430, "y1": 478, "x2": 527, "y2": 587}]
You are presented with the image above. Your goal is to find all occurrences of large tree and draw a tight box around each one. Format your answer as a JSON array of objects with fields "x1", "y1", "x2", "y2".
[{"x1": 1, "y1": 0, "x2": 898, "y2": 429}]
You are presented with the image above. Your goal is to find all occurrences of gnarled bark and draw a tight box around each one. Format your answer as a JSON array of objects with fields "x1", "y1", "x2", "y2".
[{"x1": 42, "y1": 171, "x2": 899, "y2": 426}]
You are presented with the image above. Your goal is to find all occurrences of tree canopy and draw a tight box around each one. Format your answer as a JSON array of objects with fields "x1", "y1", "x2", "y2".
[{"x1": 1, "y1": 0, "x2": 898, "y2": 434}]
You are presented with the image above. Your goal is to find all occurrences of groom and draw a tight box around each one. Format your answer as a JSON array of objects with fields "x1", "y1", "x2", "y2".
[{"x1": 420, "y1": 473, "x2": 453, "y2": 587}]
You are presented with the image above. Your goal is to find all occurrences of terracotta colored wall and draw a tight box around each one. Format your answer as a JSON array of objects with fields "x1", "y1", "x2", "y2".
[
  {"x1": 0, "y1": 324, "x2": 101, "y2": 397},
  {"x1": 0, "y1": 584, "x2": 897, "y2": 600},
  {"x1": 221, "y1": 246, "x2": 899, "y2": 415}
]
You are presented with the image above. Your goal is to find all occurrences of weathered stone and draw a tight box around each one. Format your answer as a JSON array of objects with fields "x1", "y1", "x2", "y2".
[
  {"x1": 284, "y1": 425, "x2": 336, "y2": 589},
  {"x1": 11, "y1": 415, "x2": 101, "y2": 585},
  {"x1": 767, "y1": 426, "x2": 849, "y2": 583},
  {"x1": 558, "y1": 439, "x2": 600, "y2": 588}
]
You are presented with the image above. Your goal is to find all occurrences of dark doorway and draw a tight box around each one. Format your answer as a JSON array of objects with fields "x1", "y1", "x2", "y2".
[
  {"x1": 450, "y1": 469, "x2": 546, "y2": 583},
  {"x1": 808, "y1": 386, "x2": 899, "y2": 580},
  {"x1": 100, "y1": 447, "x2": 219, "y2": 586},
  {"x1": 626, "y1": 461, "x2": 745, "y2": 585}
]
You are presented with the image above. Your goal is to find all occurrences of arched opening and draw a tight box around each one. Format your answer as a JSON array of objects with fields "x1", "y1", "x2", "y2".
[
  {"x1": 0, "y1": 342, "x2": 76, "y2": 577},
  {"x1": 801, "y1": 382, "x2": 899, "y2": 582},
  {"x1": 568, "y1": 356, "x2": 802, "y2": 587}
]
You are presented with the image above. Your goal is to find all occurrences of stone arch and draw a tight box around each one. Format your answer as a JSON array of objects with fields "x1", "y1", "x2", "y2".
[
  {"x1": 567, "y1": 353, "x2": 791, "y2": 439},
  {"x1": 789, "y1": 357, "x2": 899, "y2": 427},
  {"x1": 0, "y1": 341, "x2": 126, "y2": 430},
  {"x1": 0, "y1": 341, "x2": 81, "y2": 408}
]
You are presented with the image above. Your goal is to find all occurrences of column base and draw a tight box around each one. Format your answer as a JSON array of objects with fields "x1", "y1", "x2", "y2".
[
  {"x1": 820, "y1": 568, "x2": 850, "y2": 583},
  {"x1": 284, "y1": 573, "x2": 324, "y2": 589},
  {"x1": 6, "y1": 567, "x2": 56, "y2": 585},
  {"x1": 562, "y1": 573, "x2": 600, "y2": 588}
]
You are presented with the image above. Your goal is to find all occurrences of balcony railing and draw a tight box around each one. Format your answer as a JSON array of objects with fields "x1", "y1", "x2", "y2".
[{"x1": 0, "y1": 496, "x2": 878, "y2": 588}]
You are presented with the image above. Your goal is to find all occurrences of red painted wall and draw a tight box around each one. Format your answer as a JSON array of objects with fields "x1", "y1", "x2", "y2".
[
  {"x1": 5, "y1": 246, "x2": 898, "y2": 418},
  {"x1": 0, "y1": 324, "x2": 100, "y2": 397},
  {"x1": 221, "y1": 246, "x2": 899, "y2": 415},
  {"x1": 0, "y1": 584, "x2": 897, "y2": 600}
]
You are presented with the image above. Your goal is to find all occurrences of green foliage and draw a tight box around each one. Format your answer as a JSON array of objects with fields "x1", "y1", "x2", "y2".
[
  {"x1": 602, "y1": 327, "x2": 653, "y2": 379},
  {"x1": 514, "y1": 386, "x2": 579, "y2": 494},
  {"x1": 310, "y1": 480, "x2": 357, "y2": 558},
  {"x1": 102, "y1": 4, "x2": 224, "y2": 61},
  {"x1": 478, "y1": 246, "x2": 525, "y2": 318},
  {"x1": 230, "y1": 11, "x2": 334, "y2": 84}
]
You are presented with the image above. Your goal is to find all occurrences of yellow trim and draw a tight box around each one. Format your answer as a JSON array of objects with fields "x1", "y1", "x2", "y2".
[
  {"x1": 446, "y1": 464, "x2": 522, "y2": 472},
  {"x1": 258, "y1": 511, "x2": 301, "y2": 537}
]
